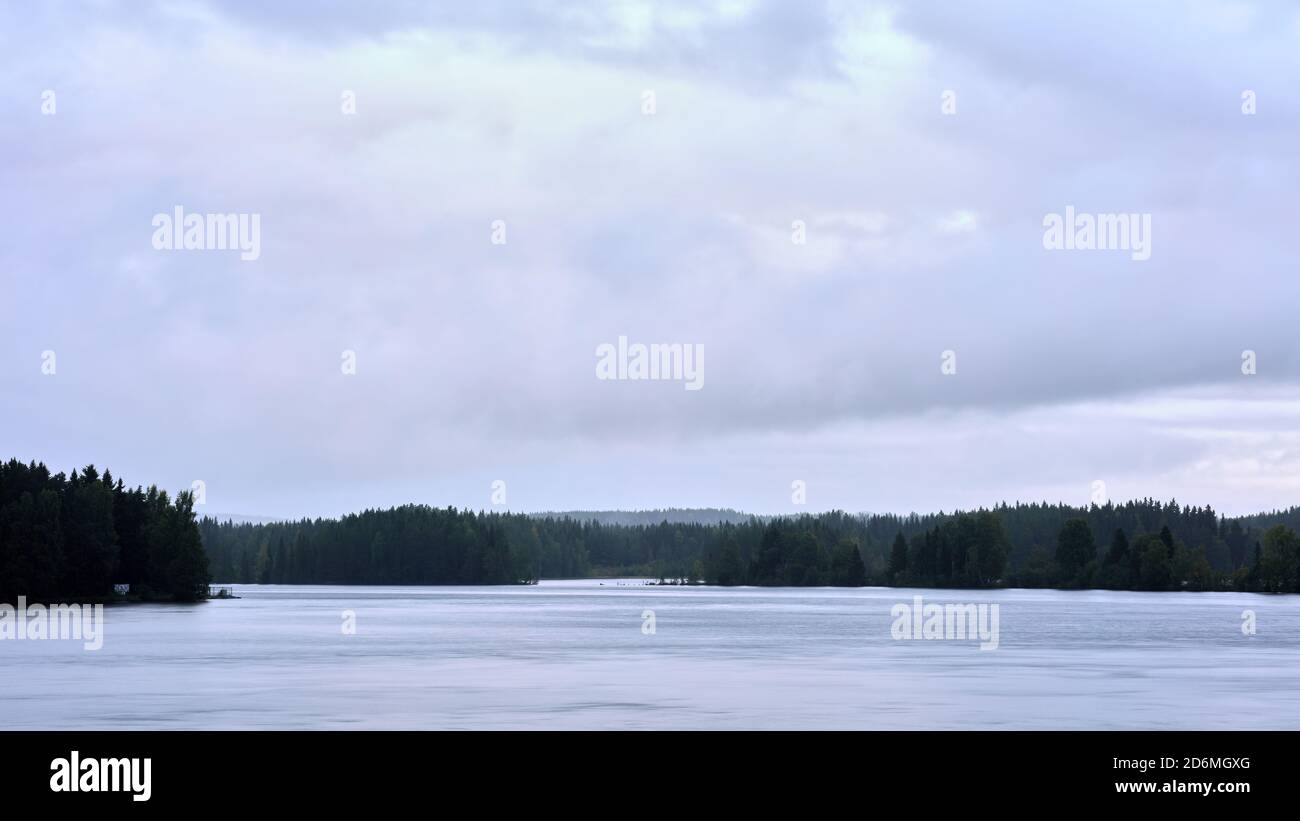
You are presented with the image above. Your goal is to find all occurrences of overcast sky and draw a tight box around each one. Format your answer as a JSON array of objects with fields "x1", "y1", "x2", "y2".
[{"x1": 3, "y1": 1, "x2": 1300, "y2": 519}]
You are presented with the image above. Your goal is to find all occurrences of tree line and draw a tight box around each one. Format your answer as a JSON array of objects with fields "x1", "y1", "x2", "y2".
[
  {"x1": 198, "y1": 497, "x2": 1300, "y2": 593},
  {"x1": 199, "y1": 506, "x2": 524, "y2": 585},
  {"x1": 0, "y1": 459, "x2": 210, "y2": 603},
  {"x1": 5, "y1": 458, "x2": 1296, "y2": 595}
]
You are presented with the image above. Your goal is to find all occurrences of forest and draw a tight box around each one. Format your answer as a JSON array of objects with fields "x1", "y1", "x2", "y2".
[
  {"x1": 5, "y1": 457, "x2": 1300, "y2": 598},
  {"x1": 0, "y1": 459, "x2": 210, "y2": 603},
  {"x1": 199, "y1": 497, "x2": 1300, "y2": 593}
]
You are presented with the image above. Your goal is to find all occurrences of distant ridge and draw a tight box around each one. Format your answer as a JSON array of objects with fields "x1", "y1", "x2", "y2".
[
  {"x1": 532, "y1": 508, "x2": 757, "y2": 526},
  {"x1": 203, "y1": 512, "x2": 285, "y2": 525}
]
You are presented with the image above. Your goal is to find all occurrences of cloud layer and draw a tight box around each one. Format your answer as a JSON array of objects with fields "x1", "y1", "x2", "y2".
[{"x1": 3, "y1": 1, "x2": 1299, "y2": 517}]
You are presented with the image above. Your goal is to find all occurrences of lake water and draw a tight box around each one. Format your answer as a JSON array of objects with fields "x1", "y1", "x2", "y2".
[{"x1": 2, "y1": 581, "x2": 1297, "y2": 729}]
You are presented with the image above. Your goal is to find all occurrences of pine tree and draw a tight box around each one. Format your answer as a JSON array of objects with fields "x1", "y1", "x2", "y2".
[
  {"x1": 888, "y1": 532, "x2": 908, "y2": 583},
  {"x1": 1055, "y1": 519, "x2": 1096, "y2": 587}
]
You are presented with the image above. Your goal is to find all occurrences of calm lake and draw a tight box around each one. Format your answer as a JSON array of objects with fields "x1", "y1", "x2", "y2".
[{"x1": 2, "y1": 581, "x2": 1297, "y2": 729}]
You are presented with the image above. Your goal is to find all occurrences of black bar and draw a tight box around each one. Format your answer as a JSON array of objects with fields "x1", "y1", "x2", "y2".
[{"x1": 6, "y1": 731, "x2": 1281, "y2": 808}]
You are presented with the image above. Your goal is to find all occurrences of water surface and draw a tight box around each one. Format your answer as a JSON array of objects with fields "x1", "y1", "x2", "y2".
[{"x1": 1, "y1": 581, "x2": 1295, "y2": 729}]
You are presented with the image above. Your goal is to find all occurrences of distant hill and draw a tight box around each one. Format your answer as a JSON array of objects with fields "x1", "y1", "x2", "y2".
[
  {"x1": 202, "y1": 512, "x2": 285, "y2": 525},
  {"x1": 532, "y1": 508, "x2": 758, "y2": 526}
]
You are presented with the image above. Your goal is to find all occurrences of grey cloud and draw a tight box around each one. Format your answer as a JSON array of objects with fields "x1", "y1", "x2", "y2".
[{"x1": 3, "y1": 1, "x2": 1299, "y2": 517}]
